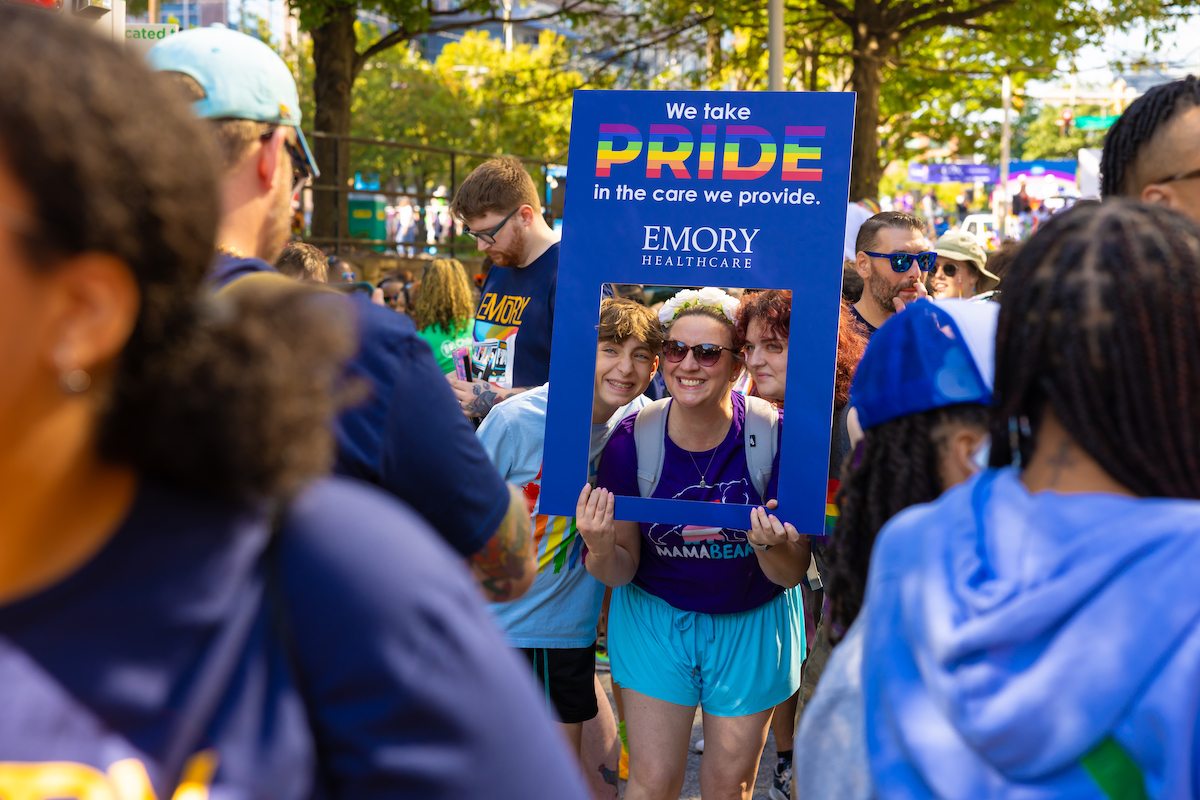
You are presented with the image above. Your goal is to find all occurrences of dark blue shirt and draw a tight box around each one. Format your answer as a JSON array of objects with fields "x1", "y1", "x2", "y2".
[
  {"x1": 210, "y1": 255, "x2": 509, "y2": 557},
  {"x1": 0, "y1": 477, "x2": 590, "y2": 798},
  {"x1": 471, "y1": 242, "x2": 558, "y2": 388}
]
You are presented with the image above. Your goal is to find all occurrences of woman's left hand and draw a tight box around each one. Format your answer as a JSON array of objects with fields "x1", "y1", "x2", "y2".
[{"x1": 748, "y1": 499, "x2": 801, "y2": 550}]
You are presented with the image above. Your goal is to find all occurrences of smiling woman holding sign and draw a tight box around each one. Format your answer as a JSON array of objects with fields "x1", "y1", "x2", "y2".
[{"x1": 578, "y1": 288, "x2": 809, "y2": 800}]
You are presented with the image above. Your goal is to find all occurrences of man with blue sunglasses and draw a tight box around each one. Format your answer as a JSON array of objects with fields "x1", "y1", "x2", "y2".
[{"x1": 849, "y1": 211, "x2": 932, "y2": 337}]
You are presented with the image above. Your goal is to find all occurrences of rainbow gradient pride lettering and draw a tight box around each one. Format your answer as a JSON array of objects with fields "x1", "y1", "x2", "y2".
[
  {"x1": 782, "y1": 126, "x2": 825, "y2": 181},
  {"x1": 596, "y1": 124, "x2": 643, "y2": 177},
  {"x1": 593, "y1": 122, "x2": 823, "y2": 181},
  {"x1": 722, "y1": 125, "x2": 776, "y2": 180},
  {"x1": 647, "y1": 124, "x2": 694, "y2": 178}
]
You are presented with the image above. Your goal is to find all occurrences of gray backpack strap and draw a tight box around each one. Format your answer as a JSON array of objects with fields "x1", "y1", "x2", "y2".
[
  {"x1": 743, "y1": 396, "x2": 780, "y2": 500},
  {"x1": 632, "y1": 398, "x2": 672, "y2": 498}
]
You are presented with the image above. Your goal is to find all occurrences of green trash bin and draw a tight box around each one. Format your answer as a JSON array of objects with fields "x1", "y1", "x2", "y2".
[{"x1": 348, "y1": 193, "x2": 388, "y2": 252}]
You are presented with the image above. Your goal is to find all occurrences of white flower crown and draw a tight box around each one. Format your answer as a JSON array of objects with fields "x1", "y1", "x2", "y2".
[{"x1": 658, "y1": 287, "x2": 740, "y2": 326}]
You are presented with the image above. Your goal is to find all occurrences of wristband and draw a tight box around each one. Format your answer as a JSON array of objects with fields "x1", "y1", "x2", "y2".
[{"x1": 749, "y1": 541, "x2": 772, "y2": 551}]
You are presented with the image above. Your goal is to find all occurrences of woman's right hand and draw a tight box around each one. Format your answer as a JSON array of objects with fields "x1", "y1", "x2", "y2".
[{"x1": 576, "y1": 485, "x2": 616, "y2": 558}]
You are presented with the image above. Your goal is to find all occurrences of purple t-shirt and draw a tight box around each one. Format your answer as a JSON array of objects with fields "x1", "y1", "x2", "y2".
[{"x1": 596, "y1": 391, "x2": 783, "y2": 615}]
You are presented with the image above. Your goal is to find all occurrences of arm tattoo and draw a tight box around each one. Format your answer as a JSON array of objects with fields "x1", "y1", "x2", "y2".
[
  {"x1": 469, "y1": 485, "x2": 533, "y2": 602},
  {"x1": 464, "y1": 382, "x2": 501, "y2": 417},
  {"x1": 464, "y1": 385, "x2": 530, "y2": 417}
]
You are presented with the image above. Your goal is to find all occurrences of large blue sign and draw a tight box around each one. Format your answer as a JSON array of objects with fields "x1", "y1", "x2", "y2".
[{"x1": 539, "y1": 90, "x2": 855, "y2": 534}]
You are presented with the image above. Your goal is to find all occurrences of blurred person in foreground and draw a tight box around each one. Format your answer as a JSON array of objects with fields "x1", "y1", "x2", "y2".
[
  {"x1": 857, "y1": 201, "x2": 1200, "y2": 798},
  {"x1": 413, "y1": 258, "x2": 477, "y2": 375},
  {"x1": 849, "y1": 211, "x2": 932, "y2": 336},
  {"x1": 791, "y1": 298, "x2": 997, "y2": 799},
  {"x1": 734, "y1": 290, "x2": 868, "y2": 800},
  {"x1": 0, "y1": 8, "x2": 589, "y2": 798},
  {"x1": 925, "y1": 229, "x2": 999, "y2": 300},
  {"x1": 275, "y1": 241, "x2": 328, "y2": 282},
  {"x1": 1102, "y1": 75, "x2": 1200, "y2": 224},
  {"x1": 446, "y1": 157, "x2": 560, "y2": 417},
  {"x1": 149, "y1": 27, "x2": 536, "y2": 602}
]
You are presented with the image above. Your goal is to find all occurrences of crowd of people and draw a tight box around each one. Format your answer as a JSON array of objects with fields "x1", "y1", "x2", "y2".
[{"x1": 6, "y1": 7, "x2": 1200, "y2": 800}]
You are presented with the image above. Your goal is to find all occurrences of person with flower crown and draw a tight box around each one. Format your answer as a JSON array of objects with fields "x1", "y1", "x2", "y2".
[{"x1": 576, "y1": 287, "x2": 810, "y2": 800}]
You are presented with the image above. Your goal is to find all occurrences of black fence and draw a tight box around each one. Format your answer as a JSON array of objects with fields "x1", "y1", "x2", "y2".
[{"x1": 300, "y1": 131, "x2": 555, "y2": 257}]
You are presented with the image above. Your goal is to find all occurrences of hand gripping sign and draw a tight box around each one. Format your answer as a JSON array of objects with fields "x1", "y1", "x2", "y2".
[{"x1": 540, "y1": 90, "x2": 855, "y2": 534}]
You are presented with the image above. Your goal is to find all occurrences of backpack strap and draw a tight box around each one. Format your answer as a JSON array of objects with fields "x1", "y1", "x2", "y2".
[
  {"x1": 743, "y1": 396, "x2": 780, "y2": 501},
  {"x1": 632, "y1": 398, "x2": 672, "y2": 498}
]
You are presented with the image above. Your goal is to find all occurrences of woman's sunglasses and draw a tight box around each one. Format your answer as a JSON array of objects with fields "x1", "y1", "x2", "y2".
[
  {"x1": 662, "y1": 340, "x2": 737, "y2": 367},
  {"x1": 864, "y1": 251, "x2": 937, "y2": 272},
  {"x1": 936, "y1": 261, "x2": 959, "y2": 278}
]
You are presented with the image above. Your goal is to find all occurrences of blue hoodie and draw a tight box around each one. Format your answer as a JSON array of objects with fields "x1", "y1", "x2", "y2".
[{"x1": 863, "y1": 467, "x2": 1200, "y2": 799}]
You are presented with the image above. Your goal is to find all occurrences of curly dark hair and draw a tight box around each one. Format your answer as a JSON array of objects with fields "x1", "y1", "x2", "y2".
[
  {"x1": 988, "y1": 200, "x2": 1200, "y2": 499},
  {"x1": 826, "y1": 404, "x2": 989, "y2": 633},
  {"x1": 0, "y1": 6, "x2": 354, "y2": 502},
  {"x1": 735, "y1": 290, "x2": 866, "y2": 408},
  {"x1": 1100, "y1": 76, "x2": 1200, "y2": 197}
]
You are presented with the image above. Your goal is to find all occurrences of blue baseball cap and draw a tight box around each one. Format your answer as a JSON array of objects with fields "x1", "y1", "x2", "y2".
[
  {"x1": 147, "y1": 26, "x2": 318, "y2": 179},
  {"x1": 849, "y1": 298, "x2": 998, "y2": 430}
]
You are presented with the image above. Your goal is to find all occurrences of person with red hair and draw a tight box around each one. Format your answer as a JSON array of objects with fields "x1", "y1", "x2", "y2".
[{"x1": 733, "y1": 290, "x2": 867, "y2": 800}]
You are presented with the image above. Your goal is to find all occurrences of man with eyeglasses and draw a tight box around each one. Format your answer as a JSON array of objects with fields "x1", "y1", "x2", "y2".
[
  {"x1": 150, "y1": 29, "x2": 539, "y2": 604},
  {"x1": 849, "y1": 211, "x2": 932, "y2": 337},
  {"x1": 447, "y1": 156, "x2": 561, "y2": 417},
  {"x1": 1101, "y1": 76, "x2": 1200, "y2": 225}
]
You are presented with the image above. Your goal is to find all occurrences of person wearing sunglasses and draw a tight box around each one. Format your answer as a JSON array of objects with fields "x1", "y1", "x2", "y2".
[
  {"x1": 446, "y1": 157, "x2": 561, "y2": 418},
  {"x1": 850, "y1": 211, "x2": 933, "y2": 337},
  {"x1": 578, "y1": 288, "x2": 810, "y2": 800},
  {"x1": 1101, "y1": 76, "x2": 1200, "y2": 227},
  {"x1": 926, "y1": 229, "x2": 1000, "y2": 300}
]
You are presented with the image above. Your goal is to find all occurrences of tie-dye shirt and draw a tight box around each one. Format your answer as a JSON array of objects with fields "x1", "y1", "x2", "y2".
[{"x1": 480, "y1": 384, "x2": 647, "y2": 647}]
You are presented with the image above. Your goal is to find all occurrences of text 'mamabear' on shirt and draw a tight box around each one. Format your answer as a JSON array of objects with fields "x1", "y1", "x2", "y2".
[
  {"x1": 595, "y1": 391, "x2": 783, "y2": 616},
  {"x1": 471, "y1": 242, "x2": 558, "y2": 389},
  {"x1": 209, "y1": 254, "x2": 511, "y2": 558}
]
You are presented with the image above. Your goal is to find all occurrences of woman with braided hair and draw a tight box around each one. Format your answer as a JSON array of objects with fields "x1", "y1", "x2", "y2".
[
  {"x1": 850, "y1": 200, "x2": 1200, "y2": 799},
  {"x1": 792, "y1": 297, "x2": 997, "y2": 800}
]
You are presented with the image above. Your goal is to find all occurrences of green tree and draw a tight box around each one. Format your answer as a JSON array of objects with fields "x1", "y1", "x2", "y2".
[
  {"x1": 1016, "y1": 103, "x2": 1111, "y2": 161},
  {"x1": 289, "y1": 0, "x2": 606, "y2": 240},
  {"x1": 627, "y1": 0, "x2": 1200, "y2": 199}
]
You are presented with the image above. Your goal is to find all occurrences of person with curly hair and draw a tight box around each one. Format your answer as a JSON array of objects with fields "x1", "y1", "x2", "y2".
[
  {"x1": 413, "y1": 258, "x2": 478, "y2": 374},
  {"x1": 793, "y1": 298, "x2": 996, "y2": 800},
  {"x1": 0, "y1": 8, "x2": 589, "y2": 799}
]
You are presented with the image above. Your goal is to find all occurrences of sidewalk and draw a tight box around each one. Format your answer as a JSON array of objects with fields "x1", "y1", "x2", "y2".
[{"x1": 598, "y1": 673, "x2": 779, "y2": 799}]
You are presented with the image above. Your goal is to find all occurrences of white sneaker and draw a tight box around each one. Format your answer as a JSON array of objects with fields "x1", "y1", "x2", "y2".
[{"x1": 692, "y1": 738, "x2": 704, "y2": 754}]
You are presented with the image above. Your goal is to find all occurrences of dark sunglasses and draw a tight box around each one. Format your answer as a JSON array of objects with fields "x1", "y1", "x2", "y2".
[
  {"x1": 662, "y1": 340, "x2": 737, "y2": 367},
  {"x1": 936, "y1": 261, "x2": 959, "y2": 278},
  {"x1": 865, "y1": 251, "x2": 937, "y2": 272},
  {"x1": 1151, "y1": 165, "x2": 1200, "y2": 186},
  {"x1": 261, "y1": 129, "x2": 313, "y2": 196},
  {"x1": 465, "y1": 206, "x2": 523, "y2": 244}
]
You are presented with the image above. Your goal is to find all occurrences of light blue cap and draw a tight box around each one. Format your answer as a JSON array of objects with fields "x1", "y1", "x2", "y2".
[{"x1": 147, "y1": 25, "x2": 318, "y2": 178}]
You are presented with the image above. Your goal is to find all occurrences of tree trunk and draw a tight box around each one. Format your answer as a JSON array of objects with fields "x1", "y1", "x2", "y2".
[
  {"x1": 847, "y1": 34, "x2": 886, "y2": 202},
  {"x1": 310, "y1": 4, "x2": 358, "y2": 249}
]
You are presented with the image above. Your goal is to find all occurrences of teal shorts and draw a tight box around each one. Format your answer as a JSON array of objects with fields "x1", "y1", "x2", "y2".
[{"x1": 609, "y1": 583, "x2": 805, "y2": 717}]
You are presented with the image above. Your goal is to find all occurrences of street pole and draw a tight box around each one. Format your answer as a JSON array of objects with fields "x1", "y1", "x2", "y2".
[
  {"x1": 768, "y1": 0, "x2": 783, "y2": 91},
  {"x1": 999, "y1": 73, "x2": 1012, "y2": 235},
  {"x1": 503, "y1": 0, "x2": 513, "y2": 53},
  {"x1": 147, "y1": 0, "x2": 158, "y2": 22}
]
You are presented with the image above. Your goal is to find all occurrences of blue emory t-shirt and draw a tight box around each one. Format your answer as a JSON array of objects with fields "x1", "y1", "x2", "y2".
[
  {"x1": 0, "y1": 477, "x2": 590, "y2": 799},
  {"x1": 211, "y1": 255, "x2": 509, "y2": 557},
  {"x1": 471, "y1": 242, "x2": 558, "y2": 389},
  {"x1": 596, "y1": 391, "x2": 784, "y2": 615}
]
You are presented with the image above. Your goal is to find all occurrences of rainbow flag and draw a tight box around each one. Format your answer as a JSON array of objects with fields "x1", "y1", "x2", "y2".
[{"x1": 824, "y1": 479, "x2": 840, "y2": 537}]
